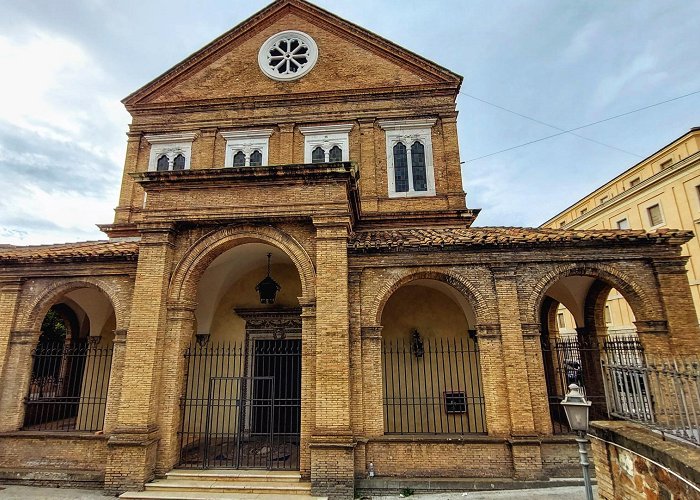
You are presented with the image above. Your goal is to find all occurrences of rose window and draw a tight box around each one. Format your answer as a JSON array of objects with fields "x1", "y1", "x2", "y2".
[{"x1": 258, "y1": 31, "x2": 318, "y2": 81}]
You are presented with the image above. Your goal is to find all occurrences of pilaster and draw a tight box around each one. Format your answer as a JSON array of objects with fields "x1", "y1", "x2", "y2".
[
  {"x1": 475, "y1": 323, "x2": 509, "y2": 436},
  {"x1": 106, "y1": 222, "x2": 175, "y2": 493},
  {"x1": 0, "y1": 330, "x2": 35, "y2": 432},
  {"x1": 104, "y1": 328, "x2": 128, "y2": 434},
  {"x1": 521, "y1": 323, "x2": 552, "y2": 436},
  {"x1": 156, "y1": 300, "x2": 197, "y2": 474},
  {"x1": 311, "y1": 216, "x2": 354, "y2": 499},
  {"x1": 361, "y1": 325, "x2": 383, "y2": 437},
  {"x1": 0, "y1": 279, "x2": 23, "y2": 384},
  {"x1": 491, "y1": 267, "x2": 536, "y2": 436},
  {"x1": 653, "y1": 257, "x2": 700, "y2": 356},
  {"x1": 193, "y1": 127, "x2": 217, "y2": 168},
  {"x1": 440, "y1": 115, "x2": 467, "y2": 209},
  {"x1": 299, "y1": 295, "x2": 317, "y2": 480},
  {"x1": 116, "y1": 131, "x2": 143, "y2": 225},
  {"x1": 358, "y1": 119, "x2": 378, "y2": 211},
  {"x1": 279, "y1": 123, "x2": 295, "y2": 165}
]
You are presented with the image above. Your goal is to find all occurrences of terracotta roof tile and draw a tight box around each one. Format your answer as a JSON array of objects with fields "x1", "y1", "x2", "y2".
[
  {"x1": 349, "y1": 227, "x2": 693, "y2": 251},
  {"x1": 0, "y1": 240, "x2": 139, "y2": 264}
]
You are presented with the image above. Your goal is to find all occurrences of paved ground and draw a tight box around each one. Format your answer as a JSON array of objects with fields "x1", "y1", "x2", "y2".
[{"x1": 0, "y1": 484, "x2": 597, "y2": 499}]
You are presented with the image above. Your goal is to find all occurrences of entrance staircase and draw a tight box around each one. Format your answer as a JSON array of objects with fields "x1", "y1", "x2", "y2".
[{"x1": 119, "y1": 469, "x2": 324, "y2": 499}]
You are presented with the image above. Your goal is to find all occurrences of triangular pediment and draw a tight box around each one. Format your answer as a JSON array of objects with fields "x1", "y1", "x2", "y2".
[{"x1": 123, "y1": 0, "x2": 461, "y2": 108}]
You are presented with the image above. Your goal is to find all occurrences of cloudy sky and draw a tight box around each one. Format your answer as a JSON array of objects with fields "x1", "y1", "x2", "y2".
[{"x1": 0, "y1": 0, "x2": 699, "y2": 245}]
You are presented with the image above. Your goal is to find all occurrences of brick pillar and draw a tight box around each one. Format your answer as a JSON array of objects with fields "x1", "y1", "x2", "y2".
[
  {"x1": 193, "y1": 128, "x2": 217, "y2": 168},
  {"x1": 492, "y1": 267, "x2": 543, "y2": 480},
  {"x1": 156, "y1": 300, "x2": 197, "y2": 474},
  {"x1": 0, "y1": 279, "x2": 23, "y2": 383},
  {"x1": 106, "y1": 223, "x2": 174, "y2": 494},
  {"x1": 115, "y1": 131, "x2": 142, "y2": 225},
  {"x1": 634, "y1": 320, "x2": 672, "y2": 357},
  {"x1": 0, "y1": 330, "x2": 35, "y2": 432},
  {"x1": 361, "y1": 326, "x2": 383, "y2": 438},
  {"x1": 440, "y1": 115, "x2": 467, "y2": 209},
  {"x1": 475, "y1": 323, "x2": 510, "y2": 436},
  {"x1": 310, "y1": 216, "x2": 355, "y2": 500},
  {"x1": 653, "y1": 258, "x2": 700, "y2": 356},
  {"x1": 358, "y1": 119, "x2": 378, "y2": 212},
  {"x1": 521, "y1": 323, "x2": 553, "y2": 436},
  {"x1": 104, "y1": 329, "x2": 128, "y2": 434},
  {"x1": 299, "y1": 296, "x2": 316, "y2": 480},
  {"x1": 279, "y1": 123, "x2": 295, "y2": 165}
]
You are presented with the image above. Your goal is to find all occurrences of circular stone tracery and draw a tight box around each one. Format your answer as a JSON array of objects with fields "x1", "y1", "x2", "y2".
[{"x1": 258, "y1": 30, "x2": 318, "y2": 81}]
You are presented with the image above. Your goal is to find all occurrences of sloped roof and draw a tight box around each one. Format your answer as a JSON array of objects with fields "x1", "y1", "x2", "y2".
[
  {"x1": 0, "y1": 241, "x2": 139, "y2": 264},
  {"x1": 123, "y1": 0, "x2": 462, "y2": 106},
  {"x1": 349, "y1": 227, "x2": 693, "y2": 251}
]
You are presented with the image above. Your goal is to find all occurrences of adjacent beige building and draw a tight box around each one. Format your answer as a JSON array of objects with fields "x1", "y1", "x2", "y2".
[{"x1": 542, "y1": 127, "x2": 700, "y2": 330}]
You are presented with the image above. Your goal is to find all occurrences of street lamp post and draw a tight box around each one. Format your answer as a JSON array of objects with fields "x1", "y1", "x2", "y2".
[{"x1": 561, "y1": 383, "x2": 594, "y2": 500}]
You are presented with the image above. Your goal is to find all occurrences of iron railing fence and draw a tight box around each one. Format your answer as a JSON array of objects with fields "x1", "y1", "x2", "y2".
[
  {"x1": 541, "y1": 335, "x2": 645, "y2": 434},
  {"x1": 381, "y1": 336, "x2": 486, "y2": 434},
  {"x1": 179, "y1": 339, "x2": 301, "y2": 470},
  {"x1": 602, "y1": 353, "x2": 700, "y2": 446},
  {"x1": 23, "y1": 340, "x2": 113, "y2": 432}
]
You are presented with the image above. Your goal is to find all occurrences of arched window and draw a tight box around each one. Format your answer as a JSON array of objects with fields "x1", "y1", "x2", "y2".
[
  {"x1": 250, "y1": 150, "x2": 263, "y2": 167},
  {"x1": 328, "y1": 145, "x2": 342, "y2": 162},
  {"x1": 393, "y1": 142, "x2": 409, "y2": 192},
  {"x1": 156, "y1": 154, "x2": 169, "y2": 171},
  {"x1": 312, "y1": 146, "x2": 325, "y2": 163},
  {"x1": 411, "y1": 142, "x2": 427, "y2": 192},
  {"x1": 173, "y1": 154, "x2": 186, "y2": 170},
  {"x1": 233, "y1": 151, "x2": 246, "y2": 167}
]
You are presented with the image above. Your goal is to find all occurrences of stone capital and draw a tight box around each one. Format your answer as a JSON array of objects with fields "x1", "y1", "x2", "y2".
[
  {"x1": 653, "y1": 258, "x2": 689, "y2": 275},
  {"x1": 9, "y1": 330, "x2": 35, "y2": 345},
  {"x1": 278, "y1": 122, "x2": 295, "y2": 133},
  {"x1": 476, "y1": 323, "x2": 501, "y2": 339},
  {"x1": 634, "y1": 320, "x2": 668, "y2": 336},
  {"x1": 520, "y1": 323, "x2": 542, "y2": 338},
  {"x1": 361, "y1": 325, "x2": 383, "y2": 340},
  {"x1": 491, "y1": 266, "x2": 517, "y2": 280}
]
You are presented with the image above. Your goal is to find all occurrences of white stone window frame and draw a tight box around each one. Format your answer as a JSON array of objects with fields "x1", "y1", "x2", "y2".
[
  {"x1": 221, "y1": 129, "x2": 274, "y2": 168},
  {"x1": 299, "y1": 124, "x2": 353, "y2": 164},
  {"x1": 378, "y1": 119, "x2": 437, "y2": 198},
  {"x1": 145, "y1": 132, "x2": 197, "y2": 172}
]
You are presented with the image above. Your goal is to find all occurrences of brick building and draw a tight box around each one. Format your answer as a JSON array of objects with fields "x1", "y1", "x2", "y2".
[{"x1": 0, "y1": 1, "x2": 698, "y2": 498}]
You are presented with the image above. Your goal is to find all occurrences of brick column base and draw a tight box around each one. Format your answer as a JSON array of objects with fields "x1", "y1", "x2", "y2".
[
  {"x1": 310, "y1": 435, "x2": 356, "y2": 500},
  {"x1": 509, "y1": 438, "x2": 544, "y2": 480},
  {"x1": 104, "y1": 430, "x2": 159, "y2": 494}
]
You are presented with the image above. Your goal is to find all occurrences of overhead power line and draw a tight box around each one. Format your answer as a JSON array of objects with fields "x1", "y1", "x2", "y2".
[
  {"x1": 462, "y1": 89, "x2": 700, "y2": 163},
  {"x1": 459, "y1": 91, "x2": 642, "y2": 158}
]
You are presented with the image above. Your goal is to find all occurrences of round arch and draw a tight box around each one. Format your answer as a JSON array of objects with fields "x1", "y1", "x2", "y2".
[
  {"x1": 529, "y1": 263, "x2": 655, "y2": 327},
  {"x1": 371, "y1": 269, "x2": 493, "y2": 326},
  {"x1": 168, "y1": 224, "x2": 316, "y2": 304},
  {"x1": 21, "y1": 279, "x2": 124, "y2": 337}
]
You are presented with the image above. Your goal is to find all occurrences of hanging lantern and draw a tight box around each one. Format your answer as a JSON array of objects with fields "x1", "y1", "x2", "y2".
[{"x1": 256, "y1": 252, "x2": 281, "y2": 304}]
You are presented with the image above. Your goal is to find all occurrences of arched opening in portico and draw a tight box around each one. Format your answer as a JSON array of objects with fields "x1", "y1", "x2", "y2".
[
  {"x1": 21, "y1": 285, "x2": 116, "y2": 432},
  {"x1": 178, "y1": 242, "x2": 305, "y2": 471},
  {"x1": 379, "y1": 278, "x2": 486, "y2": 435},
  {"x1": 538, "y1": 272, "x2": 645, "y2": 433}
]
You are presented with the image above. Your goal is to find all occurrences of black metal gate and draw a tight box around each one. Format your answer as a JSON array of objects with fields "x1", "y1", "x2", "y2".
[
  {"x1": 178, "y1": 338, "x2": 301, "y2": 470},
  {"x1": 541, "y1": 335, "x2": 644, "y2": 433}
]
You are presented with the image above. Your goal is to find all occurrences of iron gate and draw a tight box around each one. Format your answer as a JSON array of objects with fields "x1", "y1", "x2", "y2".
[
  {"x1": 541, "y1": 335, "x2": 645, "y2": 433},
  {"x1": 178, "y1": 339, "x2": 301, "y2": 469}
]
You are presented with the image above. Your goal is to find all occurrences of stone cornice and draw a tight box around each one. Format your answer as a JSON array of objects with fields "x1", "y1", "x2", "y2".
[{"x1": 131, "y1": 162, "x2": 359, "y2": 190}]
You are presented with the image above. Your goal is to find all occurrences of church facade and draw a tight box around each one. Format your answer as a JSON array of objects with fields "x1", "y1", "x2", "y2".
[{"x1": 0, "y1": 1, "x2": 698, "y2": 498}]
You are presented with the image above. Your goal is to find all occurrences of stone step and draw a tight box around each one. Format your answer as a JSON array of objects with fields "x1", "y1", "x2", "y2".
[
  {"x1": 166, "y1": 469, "x2": 302, "y2": 482},
  {"x1": 120, "y1": 491, "x2": 324, "y2": 500},
  {"x1": 144, "y1": 478, "x2": 312, "y2": 495}
]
